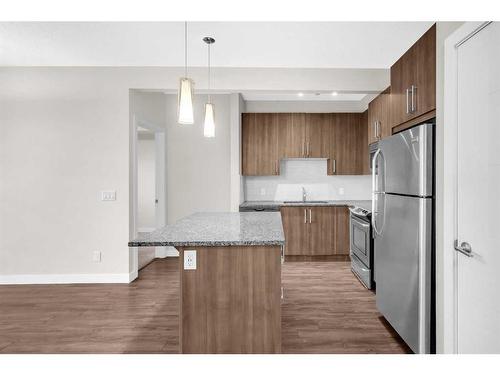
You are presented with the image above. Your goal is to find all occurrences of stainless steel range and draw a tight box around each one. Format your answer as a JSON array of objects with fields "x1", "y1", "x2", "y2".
[{"x1": 349, "y1": 206, "x2": 374, "y2": 290}]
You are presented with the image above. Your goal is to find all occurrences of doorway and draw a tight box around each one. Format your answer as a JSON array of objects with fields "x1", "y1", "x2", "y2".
[
  {"x1": 132, "y1": 116, "x2": 166, "y2": 270},
  {"x1": 443, "y1": 21, "x2": 500, "y2": 353}
]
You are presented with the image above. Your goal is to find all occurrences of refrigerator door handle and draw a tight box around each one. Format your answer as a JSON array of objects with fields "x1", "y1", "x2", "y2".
[{"x1": 372, "y1": 149, "x2": 382, "y2": 237}]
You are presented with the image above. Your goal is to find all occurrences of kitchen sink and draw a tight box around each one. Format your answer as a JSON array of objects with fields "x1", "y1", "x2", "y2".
[{"x1": 283, "y1": 200, "x2": 328, "y2": 204}]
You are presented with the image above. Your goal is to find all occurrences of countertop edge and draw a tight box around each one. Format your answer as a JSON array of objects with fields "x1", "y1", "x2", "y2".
[{"x1": 128, "y1": 240, "x2": 285, "y2": 247}]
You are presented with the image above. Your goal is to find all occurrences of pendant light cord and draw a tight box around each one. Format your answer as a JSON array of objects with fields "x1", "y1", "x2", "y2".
[
  {"x1": 207, "y1": 41, "x2": 211, "y2": 103},
  {"x1": 184, "y1": 21, "x2": 188, "y2": 78}
]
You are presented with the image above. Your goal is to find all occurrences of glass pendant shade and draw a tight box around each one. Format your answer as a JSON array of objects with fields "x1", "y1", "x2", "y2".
[
  {"x1": 203, "y1": 103, "x2": 215, "y2": 138},
  {"x1": 177, "y1": 77, "x2": 194, "y2": 125}
]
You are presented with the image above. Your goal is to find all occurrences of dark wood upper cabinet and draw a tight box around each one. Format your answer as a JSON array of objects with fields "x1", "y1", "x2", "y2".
[
  {"x1": 328, "y1": 113, "x2": 367, "y2": 175},
  {"x1": 368, "y1": 87, "x2": 391, "y2": 144},
  {"x1": 242, "y1": 112, "x2": 368, "y2": 176},
  {"x1": 241, "y1": 113, "x2": 279, "y2": 176},
  {"x1": 390, "y1": 24, "x2": 436, "y2": 129},
  {"x1": 277, "y1": 113, "x2": 306, "y2": 159},
  {"x1": 414, "y1": 24, "x2": 436, "y2": 118},
  {"x1": 305, "y1": 113, "x2": 330, "y2": 158}
]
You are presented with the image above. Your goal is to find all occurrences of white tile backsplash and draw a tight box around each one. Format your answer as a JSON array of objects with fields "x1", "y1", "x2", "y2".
[{"x1": 244, "y1": 159, "x2": 371, "y2": 201}]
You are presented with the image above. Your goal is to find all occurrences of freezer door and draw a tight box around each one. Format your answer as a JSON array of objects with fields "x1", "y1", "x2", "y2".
[
  {"x1": 374, "y1": 194, "x2": 432, "y2": 354},
  {"x1": 379, "y1": 123, "x2": 434, "y2": 197}
]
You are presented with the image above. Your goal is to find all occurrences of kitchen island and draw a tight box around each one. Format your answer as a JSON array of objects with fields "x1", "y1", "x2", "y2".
[{"x1": 129, "y1": 212, "x2": 285, "y2": 354}]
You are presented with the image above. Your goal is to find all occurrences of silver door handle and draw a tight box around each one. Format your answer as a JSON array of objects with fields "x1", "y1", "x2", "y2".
[
  {"x1": 309, "y1": 208, "x2": 312, "y2": 224},
  {"x1": 377, "y1": 121, "x2": 380, "y2": 139},
  {"x1": 304, "y1": 209, "x2": 307, "y2": 224},
  {"x1": 373, "y1": 121, "x2": 377, "y2": 139},
  {"x1": 333, "y1": 159, "x2": 336, "y2": 174},
  {"x1": 410, "y1": 85, "x2": 416, "y2": 113},
  {"x1": 302, "y1": 141, "x2": 305, "y2": 157},
  {"x1": 307, "y1": 141, "x2": 310, "y2": 157},
  {"x1": 454, "y1": 240, "x2": 473, "y2": 257},
  {"x1": 406, "y1": 88, "x2": 410, "y2": 114}
]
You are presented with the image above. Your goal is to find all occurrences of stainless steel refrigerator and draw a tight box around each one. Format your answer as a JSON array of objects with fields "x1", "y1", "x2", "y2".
[{"x1": 372, "y1": 122, "x2": 434, "y2": 354}]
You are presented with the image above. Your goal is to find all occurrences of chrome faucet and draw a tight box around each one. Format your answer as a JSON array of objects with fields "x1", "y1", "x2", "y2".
[{"x1": 302, "y1": 187, "x2": 307, "y2": 202}]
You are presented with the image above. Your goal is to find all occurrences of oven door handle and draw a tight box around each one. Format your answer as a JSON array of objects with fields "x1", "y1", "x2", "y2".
[{"x1": 351, "y1": 216, "x2": 370, "y2": 228}]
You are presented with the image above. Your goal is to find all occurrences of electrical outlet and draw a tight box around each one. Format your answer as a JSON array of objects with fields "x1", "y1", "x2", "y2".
[
  {"x1": 101, "y1": 191, "x2": 116, "y2": 201},
  {"x1": 184, "y1": 250, "x2": 196, "y2": 270},
  {"x1": 260, "y1": 188, "x2": 266, "y2": 196},
  {"x1": 92, "y1": 250, "x2": 101, "y2": 263},
  {"x1": 338, "y1": 187, "x2": 345, "y2": 195}
]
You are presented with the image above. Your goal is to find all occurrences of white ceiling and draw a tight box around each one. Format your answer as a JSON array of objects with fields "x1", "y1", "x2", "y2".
[{"x1": 0, "y1": 22, "x2": 433, "y2": 68}]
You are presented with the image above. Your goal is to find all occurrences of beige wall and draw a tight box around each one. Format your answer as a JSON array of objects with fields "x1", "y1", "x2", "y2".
[
  {"x1": 0, "y1": 68, "x2": 235, "y2": 280},
  {"x1": 165, "y1": 94, "x2": 232, "y2": 223}
]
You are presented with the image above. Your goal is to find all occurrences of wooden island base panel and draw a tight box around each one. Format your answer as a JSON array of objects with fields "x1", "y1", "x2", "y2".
[
  {"x1": 128, "y1": 212, "x2": 286, "y2": 354},
  {"x1": 178, "y1": 246, "x2": 282, "y2": 354}
]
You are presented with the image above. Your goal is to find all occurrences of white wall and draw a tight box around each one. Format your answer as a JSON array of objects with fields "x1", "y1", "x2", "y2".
[
  {"x1": 164, "y1": 94, "x2": 232, "y2": 223},
  {"x1": 435, "y1": 21, "x2": 464, "y2": 353},
  {"x1": 137, "y1": 133, "x2": 156, "y2": 230},
  {"x1": 244, "y1": 160, "x2": 371, "y2": 202}
]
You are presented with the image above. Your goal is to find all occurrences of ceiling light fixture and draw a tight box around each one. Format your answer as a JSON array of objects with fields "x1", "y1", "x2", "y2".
[
  {"x1": 331, "y1": 91, "x2": 338, "y2": 96},
  {"x1": 177, "y1": 22, "x2": 194, "y2": 125},
  {"x1": 298, "y1": 92, "x2": 304, "y2": 97},
  {"x1": 203, "y1": 36, "x2": 216, "y2": 138}
]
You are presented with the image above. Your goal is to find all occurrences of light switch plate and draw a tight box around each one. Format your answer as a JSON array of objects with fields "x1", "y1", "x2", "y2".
[
  {"x1": 184, "y1": 250, "x2": 197, "y2": 270},
  {"x1": 92, "y1": 250, "x2": 101, "y2": 263},
  {"x1": 101, "y1": 191, "x2": 116, "y2": 201},
  {"x1": 338, "y1": 187, "x2": 345, "y2": 195}
]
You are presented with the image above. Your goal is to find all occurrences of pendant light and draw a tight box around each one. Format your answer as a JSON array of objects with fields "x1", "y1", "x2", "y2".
[
  {"x1": 203, "y1": 36, "x2": 215, "y2": 138},
  {"x1": 177, "y1": 22, "x2": 194, "y2": 125}
]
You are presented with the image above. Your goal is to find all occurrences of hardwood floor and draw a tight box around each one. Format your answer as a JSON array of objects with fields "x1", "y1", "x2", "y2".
[
  {"x1": 281, "y1": 261, "x2": 410, "y2": 354},
  {"x1": 0, "y1": 258, "x2": 410, "y2": 354}
]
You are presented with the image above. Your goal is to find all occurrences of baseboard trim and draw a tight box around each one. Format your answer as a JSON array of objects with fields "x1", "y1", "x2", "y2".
[
  {"x1": 137, "y1": 227, "x2": 156, "y2": 233},
  {"x1": 165, "y1": 246, "x2": 179, "y2": 257},
  {"x1": 0, "y1": 271, "x2": 138, "y2": 285}
]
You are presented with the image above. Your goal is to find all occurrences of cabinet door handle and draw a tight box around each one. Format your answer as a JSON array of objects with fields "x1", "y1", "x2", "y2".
[
  {"x1": 309, "y1": 208, "x2": 312, "y2": 224},
  {"x1": 377, "y1": 121, "x2": 380, "y2": 139},
  {"x1": 306, "y1": 141, "x2": 310, "y2": 157},
  {"x1": 410, "y1": 85, "x2": 416, "y2": 113},
  {"x1": 302, "y1": 141, "x2": 305, "y2": 157},
  {"x1": 333, "y1": 159, "x2": 336, "y2": 174},
  {"x1": 373, "y1": 121, "x2": 377, "y2": 139},
  {"x1": 406, "y1": 88, "x2": 410, "y2": 114},
  {"x1": 275, "y1": 159, "x2": 279, "y2": 174},
  {"x1": 304, "y1": 209, "x2": 307, "y2": 224}
]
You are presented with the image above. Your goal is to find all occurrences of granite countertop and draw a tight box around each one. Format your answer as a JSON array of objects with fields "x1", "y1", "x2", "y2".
[
  {"x1": 128, "y1": 212, "x2": 285, "y2": 247},
  {"x1": 239, "y1": 200, "x2": 372, "y2": 212}
]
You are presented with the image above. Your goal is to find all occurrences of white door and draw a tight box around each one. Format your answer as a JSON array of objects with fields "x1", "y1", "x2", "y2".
[{"x1": 456, "y1": 22, "x2": 500, "y2": 353}]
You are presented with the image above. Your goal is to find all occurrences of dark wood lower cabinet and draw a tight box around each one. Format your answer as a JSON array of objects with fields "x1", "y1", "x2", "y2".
[
  {"x1": 281, "y1": 206, "x2": 350, "y2": 257},
  {"x1": 334, "y1": 206, "x2": 350, "y2": 255},
  {"x1": 309, "y1": 207, "x2": 336, "y2": 255}
]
